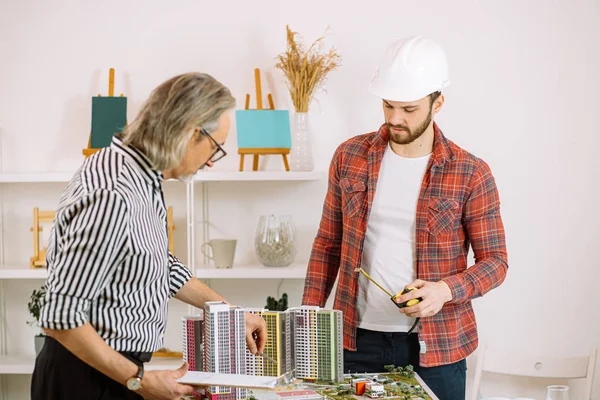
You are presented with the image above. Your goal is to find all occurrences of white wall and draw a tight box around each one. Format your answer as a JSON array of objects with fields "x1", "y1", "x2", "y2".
[{"x1": 1, "y1": 0, "x2": 599, "y2": 399}]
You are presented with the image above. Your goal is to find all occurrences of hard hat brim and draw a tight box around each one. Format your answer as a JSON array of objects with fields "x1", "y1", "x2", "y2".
[{"x1": 369, "y1": 79, "x2": 450, "y2": 103}]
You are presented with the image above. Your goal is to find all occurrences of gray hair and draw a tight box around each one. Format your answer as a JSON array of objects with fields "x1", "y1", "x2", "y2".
[{"x1": 122, "y1": 72, "x2": 236, "y2": 171}]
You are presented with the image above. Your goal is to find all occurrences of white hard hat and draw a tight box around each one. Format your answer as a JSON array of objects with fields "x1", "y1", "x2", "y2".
[{"x1": 369, "y1": 36, "x2": 450, "y2": 102}]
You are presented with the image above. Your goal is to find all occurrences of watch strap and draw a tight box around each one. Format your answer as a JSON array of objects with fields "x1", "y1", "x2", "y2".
[{"x1": 135, "y1": 364, "x2": 144, "y2": 380}]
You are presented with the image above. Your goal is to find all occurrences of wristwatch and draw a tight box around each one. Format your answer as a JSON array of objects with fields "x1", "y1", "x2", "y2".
[{"x1": 126, "y1": 364, "x2": 144, "y2": 391}]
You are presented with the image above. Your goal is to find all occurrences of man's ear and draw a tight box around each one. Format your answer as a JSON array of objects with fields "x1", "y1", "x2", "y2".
[{"x1": 433, "y1": 94, "x2": 445, "y2": 114}]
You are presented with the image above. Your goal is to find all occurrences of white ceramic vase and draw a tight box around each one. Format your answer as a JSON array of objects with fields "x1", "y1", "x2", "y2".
[{"x1": 289, "y1": 112, "x2": 314, "y2": 171}]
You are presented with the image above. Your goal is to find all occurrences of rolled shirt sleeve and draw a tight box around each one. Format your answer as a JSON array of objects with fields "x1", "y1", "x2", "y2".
[
  {"x1": 168, "y1": 251, "x2": 193, "y2": 298},
  {"x1": 40, "y1": 189, "x2": 129, "y2": 330}
]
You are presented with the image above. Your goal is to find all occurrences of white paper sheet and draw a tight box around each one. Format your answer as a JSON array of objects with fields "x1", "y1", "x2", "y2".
[{"x1": 177, "y1": 371, "x2": 280, "y2": 390}]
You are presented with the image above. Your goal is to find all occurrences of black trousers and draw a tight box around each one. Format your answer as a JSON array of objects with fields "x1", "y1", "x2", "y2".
[
  {"x1": 31, "y1": 336, "x2": 149, "y2": 400},
  {"x1": 344, "y1": 328, "x2": 467, "y2": 400}
]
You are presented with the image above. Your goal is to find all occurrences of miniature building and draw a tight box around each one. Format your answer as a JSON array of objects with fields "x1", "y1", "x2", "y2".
[
  {"x1": 288, "y1": 306, "x2": 318, "y2": 380},
  {"x1": 243, "y1": 306, "x2": 342, "y2": 383},
  {"x1": 365, "y1": 382, "x2": 385, "y2": 398},
  {"x1": 315, "y1": 310, "x2": 344, "y2": 382},
  {"x1": 351, "y1": 378, "x2": 370, "y2": 395},
  {"x1": 246, "y1": 308, "x2": 294, "y2": 378},
  {"x1": 204, "y1": 301, "x2": 247, "y2": 400},
  {"x1": 288, "y1": 306, "x2": 344, "y2": 382},
  {"x1": 182, "y1": 314, "x2": 204, "y2": 372}
]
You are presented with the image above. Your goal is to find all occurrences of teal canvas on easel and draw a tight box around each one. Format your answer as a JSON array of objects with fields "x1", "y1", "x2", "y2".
[
  {"x1": 235, "y1": 110, "x2": 291, "y2": 149},
  {"x1": 91, "y1": 97, "x2": 127, "y2": 148}
]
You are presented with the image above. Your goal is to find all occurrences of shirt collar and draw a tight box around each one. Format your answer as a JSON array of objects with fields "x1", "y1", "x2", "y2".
[
  {"x1": 110, "y1": 135, "x2": 164, "y2": 187},
  {"x1": 372, "y1": 122, "x2": 455, "y2": 167}
]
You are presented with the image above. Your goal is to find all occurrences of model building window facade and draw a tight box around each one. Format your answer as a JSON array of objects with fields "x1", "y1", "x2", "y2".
[
  {"x1": 286, "y1": 306, "x2": 344, "y2": 383},
  {"x1": 245, "y1": 309, "x2": 291, "y2": 378},
  {"x1": 317, "y1": 311, "x2": 333, "y2": 381},
  {"x1": 182, "y1": 315, "x2": 204, "y2": 372},
  {"x1": 204, "y1": 301, "x2": 247, "y2": 400}
]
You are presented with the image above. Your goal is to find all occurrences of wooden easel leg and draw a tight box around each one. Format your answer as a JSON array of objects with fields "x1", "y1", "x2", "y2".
[
  {"x1": 282, "y1": 154, "x2": 290, "y2": 171},
  {"x1": 253, "y1": 155, "x2": 259, "y2": 171},
  {"x1": 239, "y1": 154, "x2": 245, "y2": 171}
]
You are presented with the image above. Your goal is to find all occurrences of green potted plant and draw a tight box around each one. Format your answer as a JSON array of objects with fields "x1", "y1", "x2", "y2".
[
  {"x1": 27, "y1": 286, "x2": 46, "y2": 355},
  {"x1": 264, "y1": 293, "x2": 288, "y2": 311}
]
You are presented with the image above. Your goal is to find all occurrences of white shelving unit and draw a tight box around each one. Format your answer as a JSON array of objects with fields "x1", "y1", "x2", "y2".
[
  {"x1": 0, "y1": 268, "x2": 48, "y2": 280},
  {"x1": 0, "y1": 264, "x2": 308, "y2": 280},
  {"x1": 196, "y1": 263, "x2": 307, "y2": 279},
  {"x1": 0, "y1": 168, "x2": 322, "y2": 399},
  {"x1": 0, "y1": 170, "x2": 324, "y2": 183},
  {"x1": 0, "y1": 353, "x2": 186, "y2": 375}
]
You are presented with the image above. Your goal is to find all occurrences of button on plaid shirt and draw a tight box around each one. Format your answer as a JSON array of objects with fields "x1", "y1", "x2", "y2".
[{"x1": 302, "y1": 122, "x2": 508, "y2": 367}]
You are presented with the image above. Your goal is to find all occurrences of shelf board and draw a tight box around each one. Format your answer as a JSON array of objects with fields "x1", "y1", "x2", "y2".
[
  {"x1": 196, "y1": 263, "x2": 307, "y2": 279},
  {"x1": 0, "y1": 264, "x2": 309, "y2": 280},
  {"x1": 0, "y1": 268, "x2": 47, "y2": 279},
  {"x1": 0, "y1": 171, "x2": 324, "y2": 183},
  {"x1": 0, "y1": 173, "x2": 74, "y2": 183},
  {"x1": 194, "y1": 170, "x2": 324, "y2": 181},
  {"x1": 0, "y1": 353, "x2": 35, "y2": 374},
  {"x1": 0, "y1": 353, "x2": 183, "y2": 374}
]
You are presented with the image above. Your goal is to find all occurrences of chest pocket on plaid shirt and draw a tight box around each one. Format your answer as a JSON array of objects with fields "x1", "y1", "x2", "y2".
[
  {"x1": 340, "y1": 178, "x2": 367, "y2": 219},
  {"x1": 427, "y1": 196, "x2": 460, "y2": 236}
]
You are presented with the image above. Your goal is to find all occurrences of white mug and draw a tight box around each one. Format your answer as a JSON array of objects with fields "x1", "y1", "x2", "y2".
[{"x1": 201, "y1": 239, "x2": 237, "y2": 269}]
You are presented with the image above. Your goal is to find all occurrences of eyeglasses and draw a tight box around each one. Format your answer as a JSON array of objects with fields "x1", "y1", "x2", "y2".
[{"x1": 200, "y1": 128, "x2": 227, "y2": 164}]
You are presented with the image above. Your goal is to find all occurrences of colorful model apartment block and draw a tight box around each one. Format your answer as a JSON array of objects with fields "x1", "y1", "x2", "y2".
[
  {"x1": 182, "y1": 314, "x2": 205, "y2": 372},
  {"x1": 204, "y1": 301, "x2": 248, "y2": 400},
  {"x1": 181, "y1": 303, "x2": 344, "y2": 400},
  {"x1": 287, "y1": 306, "x2": 344, "y2": 383},
  {"x1": 245, "y1": 309, "x2": 294, "y2": 378},
  {"x1": 245, "y1": 306, "x2": 343, "y2": 383}
]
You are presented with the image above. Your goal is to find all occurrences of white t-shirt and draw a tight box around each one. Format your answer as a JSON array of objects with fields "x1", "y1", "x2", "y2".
[{"x1": 357, "y1": 143, "x2": 431, "y2": 332}]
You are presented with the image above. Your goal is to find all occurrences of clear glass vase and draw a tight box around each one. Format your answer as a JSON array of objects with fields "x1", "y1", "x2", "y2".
[
  {"x1": 289, "y1": 112, "x2": 314, "y2": 171},
  {"x1": 255, "y1": 215, "x2": 297, "y2": 267},
  {"x1": 546, "y1": 385, "x2": 569, "y2": 400}
]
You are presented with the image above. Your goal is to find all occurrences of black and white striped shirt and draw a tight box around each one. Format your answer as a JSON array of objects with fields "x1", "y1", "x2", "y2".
[{"x1": 40, "y1": 135, "x2": 193, "y2": 352}]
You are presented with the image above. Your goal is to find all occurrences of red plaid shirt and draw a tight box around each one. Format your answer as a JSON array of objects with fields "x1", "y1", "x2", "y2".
[{"x1": 302, "y1": 122, "x2": 508, "y2": 367}]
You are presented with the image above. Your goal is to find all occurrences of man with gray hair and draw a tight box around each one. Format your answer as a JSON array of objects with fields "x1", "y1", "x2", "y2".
[{"x1": 31, "y1": 73, "x2": 266, "y2": 400}]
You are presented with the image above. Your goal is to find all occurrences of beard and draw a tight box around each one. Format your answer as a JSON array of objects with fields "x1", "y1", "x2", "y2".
[
  {"x1": 177, "y1": 174, "x2": 195, "y2": 184},
  {"x1": 387, "y1": 109, "x2": 433, "y2": 145}
]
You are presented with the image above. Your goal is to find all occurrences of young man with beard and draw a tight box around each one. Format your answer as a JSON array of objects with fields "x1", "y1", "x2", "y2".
[{"x1": 302, "y1": 36, "x2": 508, "y2": 399}]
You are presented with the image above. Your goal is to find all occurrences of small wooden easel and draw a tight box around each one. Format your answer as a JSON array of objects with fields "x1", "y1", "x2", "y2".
[
  {"x1": 83, "y1": 68, "x2": 126, "y2": 158},
  {"x1": 167, "y1": 206, "x2": 175, "y2": 254},
  {"x1": 238, "y1": 68, "x2": 290, "y2": 171},
  {"x1": 30, "y1": 208, "x2": 56, "y2": 269},
  {"x1": 29, "y1": 206, "x2": 176, "y2": 269}
]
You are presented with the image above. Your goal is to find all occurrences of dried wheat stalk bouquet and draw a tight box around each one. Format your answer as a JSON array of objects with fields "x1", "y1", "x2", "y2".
[{"x1": 275, "y1": 25, "x2": 341, "y2": 113}]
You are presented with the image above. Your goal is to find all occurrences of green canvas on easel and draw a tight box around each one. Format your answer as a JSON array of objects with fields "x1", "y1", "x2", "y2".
[
  {"x1": 90, "y1": 96, "x2": 127, "y2": 148},
  {"x1": 235, "y1": 110, "x2": 292, "y2": 149}
]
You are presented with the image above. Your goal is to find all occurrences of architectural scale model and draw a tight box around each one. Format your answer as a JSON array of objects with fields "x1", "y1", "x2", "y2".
[
  {"x1": 304, "y1": 366, "x2": 433, "y2": 400},
  {"x1": 181, "y1": 304, "x2": 345, "y2": 400}
]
